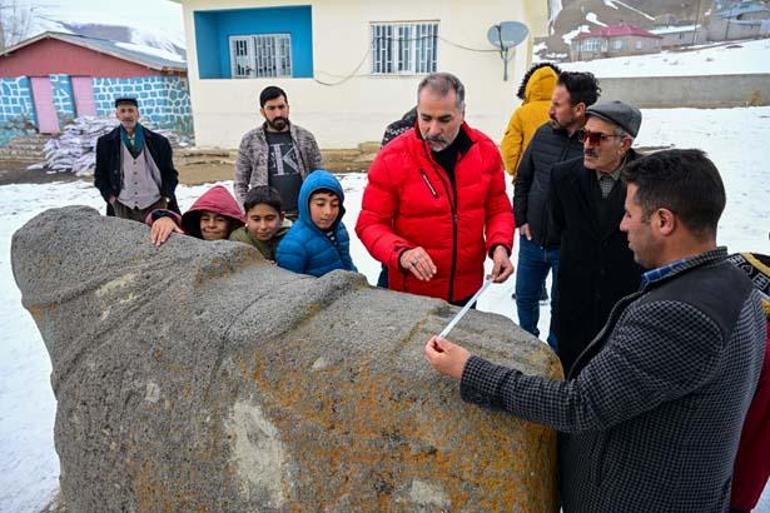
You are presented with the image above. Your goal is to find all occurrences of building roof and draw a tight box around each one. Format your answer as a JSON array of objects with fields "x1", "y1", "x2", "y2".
[
  {"x1": 574, "y1": 23, "x2": 663, "y2": 40},
  {"x1": 650, "y1": 24, "x2": 702, "y2": 35},
  {"x1": 715, "y1": 2, "x2": 770, "y2": 18},
  {"x1": 0, "y1": 31, "x2": 186, "y2": 73}
]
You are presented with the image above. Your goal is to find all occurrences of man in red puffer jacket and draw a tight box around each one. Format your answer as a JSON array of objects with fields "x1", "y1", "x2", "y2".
[{"x1": 356, "y1": 72, "x2": 515, "y2": 305}]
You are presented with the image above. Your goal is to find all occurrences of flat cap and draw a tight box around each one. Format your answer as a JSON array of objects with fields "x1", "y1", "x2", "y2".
[
  {"x1": 586, "y1": 100, "x2": 641, "y2": 138},
  {"x1": 114, "y1": 97, "x2": 139, "y2": 108}
]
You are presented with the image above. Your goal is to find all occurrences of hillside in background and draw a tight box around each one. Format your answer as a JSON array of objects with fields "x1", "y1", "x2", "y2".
[
  {"x1": 539, "y1": 0, "x2": 719, "y2": 60},
  {"x1": 1, "y1": 2, "x2": 185, "y2": 62}
]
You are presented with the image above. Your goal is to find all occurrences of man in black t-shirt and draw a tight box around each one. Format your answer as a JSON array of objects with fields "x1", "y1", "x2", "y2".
[{"x1": 234, "y1": 86, "x2": 324, "y2": 219}]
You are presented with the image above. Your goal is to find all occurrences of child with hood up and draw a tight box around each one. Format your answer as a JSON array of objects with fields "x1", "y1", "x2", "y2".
[
  {"x1": 147, "y1": 185, "x2": 244, "y2": 245},
  {"x1": 276, "y1": 170, "x2": 357, "y2": 277}
]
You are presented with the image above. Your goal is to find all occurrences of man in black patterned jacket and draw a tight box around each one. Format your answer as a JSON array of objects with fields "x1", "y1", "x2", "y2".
[{"x1": 425, "y1": 149, "x2": 767, "y2": 513}]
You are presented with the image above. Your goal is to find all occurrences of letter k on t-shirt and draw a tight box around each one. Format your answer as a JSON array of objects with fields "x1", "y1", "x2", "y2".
[{"x1": 266, "y1": 130, "x2": 303, "y2": 213}]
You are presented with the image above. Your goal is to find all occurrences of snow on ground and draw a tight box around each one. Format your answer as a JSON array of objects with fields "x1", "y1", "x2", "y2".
[
  {"x1": 2, "y1": 107, "x2": 770, "y2": 512},
  {"x1": 561, "y1": 37, "x2": 770, "y2": 77}
]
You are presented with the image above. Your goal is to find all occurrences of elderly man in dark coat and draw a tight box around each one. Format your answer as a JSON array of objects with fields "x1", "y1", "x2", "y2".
[{"x1": 548, "y1": 100, "x2": 644, "y2": 375}]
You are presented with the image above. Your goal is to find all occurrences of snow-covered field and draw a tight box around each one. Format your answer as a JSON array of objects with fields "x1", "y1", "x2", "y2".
[
  {"x1": 560, "y1": 37, "x2": 770, "y2": 77},
  {"x1": 2, "y1": 107, "x2": 769, "y2": 512}
]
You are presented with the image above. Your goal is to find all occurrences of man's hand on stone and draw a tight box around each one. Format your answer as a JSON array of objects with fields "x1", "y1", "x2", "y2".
[
  {"x1": 490, "y1": 246, "x2": 514, "y2": 283},
  {"x1": 150, "y1": 217, "x2": 183, "y2": 247},
  {"x1": 424, "y1": 335, "x2": 470, "y2": 380},
  {"x1": 400, "y1": 247, "x2": 437, "y2": 281}
]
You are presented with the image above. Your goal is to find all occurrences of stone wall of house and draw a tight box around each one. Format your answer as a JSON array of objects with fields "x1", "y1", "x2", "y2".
[
  {"x1": 0, "y1": 77, "x2": 37, "y2": 146},
  {"x1": 92, "y1": 76, "x2": 192, "y2": 134}
]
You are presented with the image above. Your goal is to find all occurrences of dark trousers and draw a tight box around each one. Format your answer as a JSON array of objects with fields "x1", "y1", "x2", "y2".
[
  {"x1": 515, "y1": 235, "x2": 559, "y2": 351},
  {"x1": 112, "y1": 197, "x2": 167, "y2": 223}
]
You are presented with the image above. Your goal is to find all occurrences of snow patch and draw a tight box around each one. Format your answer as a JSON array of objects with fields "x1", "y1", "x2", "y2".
[
  {"x1": 562, "y1": 24, "x2": 590, "y2": 45},
  {"x1": 560, "y1": 38, "x2": 770, "y2": 77},
  {"x1": 114, "y1": 41, "x2": 185, "y2": 63},
  {"x1": 586, "y1": 12, "x2": 608, "y2": 27}
]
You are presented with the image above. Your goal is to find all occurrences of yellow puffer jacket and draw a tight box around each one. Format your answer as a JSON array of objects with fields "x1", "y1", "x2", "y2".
[{"x1": 500, "y1": 66, "x2": 558, "y2": 177}]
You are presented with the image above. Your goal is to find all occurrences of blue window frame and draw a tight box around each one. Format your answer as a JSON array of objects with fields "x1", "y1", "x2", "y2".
[{"x1": 194, "y1": 6, "x2": 313, "y2": 79}]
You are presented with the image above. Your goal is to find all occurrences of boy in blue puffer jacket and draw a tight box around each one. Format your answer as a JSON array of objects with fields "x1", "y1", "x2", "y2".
[{"x1": 276, "y1": 170, "x2": 357, "y2": 277}]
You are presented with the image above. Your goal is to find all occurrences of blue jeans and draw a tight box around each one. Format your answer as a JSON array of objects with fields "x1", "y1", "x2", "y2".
[{"x1": 515, "y1": 235, "x2": 560, "y2": 351}]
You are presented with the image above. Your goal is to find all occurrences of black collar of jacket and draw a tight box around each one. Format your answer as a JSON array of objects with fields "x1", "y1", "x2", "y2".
[
  {"x1": 549, "y1": 121, "x2": 581, "y2": 140},
  {"x1": 642, "y1": 247, "x2": 728, "y2": 292}
]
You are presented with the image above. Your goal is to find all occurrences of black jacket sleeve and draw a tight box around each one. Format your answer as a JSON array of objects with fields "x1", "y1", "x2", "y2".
[
  {"x1": 93, "y1": 136, "x2": 113, "y2": 203},
  {"x1": 512, "y1": 139, "x2": 535, "y2": 227}
]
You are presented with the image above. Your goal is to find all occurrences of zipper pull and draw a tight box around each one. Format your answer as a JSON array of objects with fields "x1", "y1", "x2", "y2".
[{"x1": 419, "y1": 169, "x2": 439, "y2": 199}]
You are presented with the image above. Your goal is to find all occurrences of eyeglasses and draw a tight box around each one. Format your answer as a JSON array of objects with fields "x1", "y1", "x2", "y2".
[{"x1": 578, "y1": 129, "x2": 623, "y2": 145}]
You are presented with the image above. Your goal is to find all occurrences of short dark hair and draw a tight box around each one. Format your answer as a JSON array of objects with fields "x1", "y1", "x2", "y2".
[
  {"x1": 623, "y1": 149, "x2": 726, "y2": 237},
  {"x1": 517, "y1": 62, "x2": 562, "y2": 100},
  {"x1": 259, "y1": 86, "x2": 287, "y2": 108},
  {"x1": 417, "y1": 72, "x2": 465, "y2": 110},
  {"x1": 557, "y1": 71, "x2": 601, "y2": 107},
  {"x1": 244, "y1": 186, "x2": 283, "y2": 213},
  {"x1": 310, "y1": 188, "x2": 339, "y2": 200}
]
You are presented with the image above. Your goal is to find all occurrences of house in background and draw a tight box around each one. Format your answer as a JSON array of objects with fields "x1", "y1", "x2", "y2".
[
  {"x1": 0, "y1": 32, "x2": 192, "y2": 145},
  {"x1": 707, "y1": 2, "x2": 770, "y2": 41},
  {"x1": 570, "y1": 23, "x2": 663, "y2": 61},
  {"x1": 172, "y1": 0, "x2": 548, "y2": 149},
  {"x1": 650, "y1": 24, "x2": 707, "y2": 48}
]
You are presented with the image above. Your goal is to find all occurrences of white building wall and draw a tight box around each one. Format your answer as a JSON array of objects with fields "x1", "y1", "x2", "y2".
[{"x1": 181, "y1": 0, "x2": 547, "y2": 149}]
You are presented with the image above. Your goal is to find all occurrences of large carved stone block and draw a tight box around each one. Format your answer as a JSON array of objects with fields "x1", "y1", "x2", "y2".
[{"x1": 13, "y1": 206, "x2": 561, "y2": 512}]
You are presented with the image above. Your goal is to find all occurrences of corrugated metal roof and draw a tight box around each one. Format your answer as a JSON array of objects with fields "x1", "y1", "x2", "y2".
[{"x1": 0, "y1": 31, "x2": 186, "y2": 72}]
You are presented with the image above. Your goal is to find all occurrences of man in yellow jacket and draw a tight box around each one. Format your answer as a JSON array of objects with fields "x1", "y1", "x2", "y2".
[{"x1": 501, "y1": 63, "x2": 561, "y2": 178}]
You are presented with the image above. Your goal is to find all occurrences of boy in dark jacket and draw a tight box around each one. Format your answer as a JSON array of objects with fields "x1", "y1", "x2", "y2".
[
  {"x1": 229, "y1": 186, "x2": 292, "y2": 262},
  {"x1": 276, "y1": 170, "x2": 356, "y2": 277}
]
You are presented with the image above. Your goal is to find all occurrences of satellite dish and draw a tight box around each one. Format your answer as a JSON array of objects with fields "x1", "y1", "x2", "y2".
[
  {"x1": 487, "y1": 21, "x2": 530, "y2": 81},
  {"x1": 486, "y1": 21, "x2": 530, "y2": 49}
]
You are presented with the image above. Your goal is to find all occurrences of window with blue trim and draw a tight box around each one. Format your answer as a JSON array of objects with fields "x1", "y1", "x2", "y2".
[{"x1": 194, "y1": 6, "x2": 313, "y2": 79}]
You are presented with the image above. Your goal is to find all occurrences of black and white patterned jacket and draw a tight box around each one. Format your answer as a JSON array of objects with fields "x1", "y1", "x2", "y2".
[{"x1": 461, "y1": 248, "x2": 767, "y2": 513}]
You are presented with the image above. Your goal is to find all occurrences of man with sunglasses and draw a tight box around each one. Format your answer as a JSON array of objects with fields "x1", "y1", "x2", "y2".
[
  {"x1": 512, "y1": 72, "x2": 600, "y2": 352},
  {"x1": 548, "y1": 100, "x2": 644, "y2": 375}
]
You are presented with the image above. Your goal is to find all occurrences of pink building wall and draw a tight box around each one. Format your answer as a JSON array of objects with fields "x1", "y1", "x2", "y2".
[{"x1": 0, "y1": 38, "x2": 183, "y2": 78}]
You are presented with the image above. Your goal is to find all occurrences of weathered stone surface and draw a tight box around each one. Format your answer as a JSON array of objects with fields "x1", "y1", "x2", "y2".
[{"x1": 13, "y1": 206, "x2": 562, "y2": 513}]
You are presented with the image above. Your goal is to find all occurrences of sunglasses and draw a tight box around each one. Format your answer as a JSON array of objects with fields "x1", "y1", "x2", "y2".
[{"x1": 578, "y1": 129, "x2": 623, "y2": 145}]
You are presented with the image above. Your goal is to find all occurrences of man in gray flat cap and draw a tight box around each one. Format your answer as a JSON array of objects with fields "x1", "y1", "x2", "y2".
[{"x1": 547, "y1": 100, "x2": 644, "y2": 375}]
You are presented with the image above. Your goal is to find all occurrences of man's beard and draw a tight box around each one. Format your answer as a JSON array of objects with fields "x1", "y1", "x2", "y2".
[
  {"x1": 268, "y1": 117, "x2": 289, "y2": 131},
  {"x1": 549, "y1": 111, "x2": 575, "y2": 130}
]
